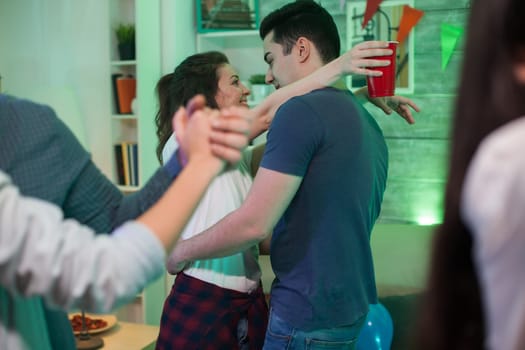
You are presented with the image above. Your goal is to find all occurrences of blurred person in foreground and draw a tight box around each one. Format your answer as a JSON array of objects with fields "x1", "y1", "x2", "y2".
[
  {"x1": 414, "y1": 0, "x2": 525, "y2": 349},
  {"x1": 0, "y1": 94, "x2": 251, "y2": 349}
]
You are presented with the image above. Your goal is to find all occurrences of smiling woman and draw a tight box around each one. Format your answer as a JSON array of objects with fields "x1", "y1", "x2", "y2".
[
  {"x1": 155, "y1": 51, "x2": 236, "y2": 162},
  {"x1": 153, "y1": 49, "x2": 269, "y2": 350},
  {"x1": 214, "y1": 64, "x2": 251, "y2": 108}
]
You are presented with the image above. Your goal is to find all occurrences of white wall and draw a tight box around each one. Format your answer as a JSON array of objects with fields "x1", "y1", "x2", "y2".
[
  {"x1": 0, "y1": 0, "x2": 113, "y2": 175},
  {"x1": 161, "y1": 0, "x2": 196, "y2": 75},
  {"x1": 0, "y1": 0, "x2": 197, "y2": 178}
]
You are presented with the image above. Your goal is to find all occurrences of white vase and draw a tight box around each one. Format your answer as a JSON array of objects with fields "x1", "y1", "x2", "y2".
[{"x1": 131, "y1": 98, "x2": 138, "y2": 115}]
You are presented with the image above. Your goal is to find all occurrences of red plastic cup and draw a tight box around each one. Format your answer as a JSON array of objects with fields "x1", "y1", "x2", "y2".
[{"x1": 366, "y1": 41, "x2": 398, "y2": 98}]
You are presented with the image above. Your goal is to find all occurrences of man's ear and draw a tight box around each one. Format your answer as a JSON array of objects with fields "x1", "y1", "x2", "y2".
[{"x1": 295, "y1": 37, "x2": 311, "y2": 63}]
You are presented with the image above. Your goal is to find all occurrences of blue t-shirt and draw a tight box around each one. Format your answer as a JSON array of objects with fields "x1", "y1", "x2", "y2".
[{"x1": 260, "y1": 87, "x2": 388, "y2": 330}]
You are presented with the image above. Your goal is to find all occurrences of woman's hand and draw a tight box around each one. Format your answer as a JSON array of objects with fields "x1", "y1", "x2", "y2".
[{"x1": 339, "y1": 40, "x2": 393, "y2": 76}]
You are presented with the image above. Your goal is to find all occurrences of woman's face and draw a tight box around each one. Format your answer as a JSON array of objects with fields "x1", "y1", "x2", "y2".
[{"x1": 214, "y1": 64, "x2": 250, "y2": 108}]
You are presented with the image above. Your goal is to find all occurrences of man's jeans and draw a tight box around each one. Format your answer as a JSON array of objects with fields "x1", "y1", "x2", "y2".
[{"x1": 263, "y1": 308, "x2": 366, "y2": 349}]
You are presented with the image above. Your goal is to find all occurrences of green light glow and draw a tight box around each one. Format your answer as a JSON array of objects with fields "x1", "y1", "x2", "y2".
[{"x1": 416, "y1": 215, "x2": 440, "y2": 225}]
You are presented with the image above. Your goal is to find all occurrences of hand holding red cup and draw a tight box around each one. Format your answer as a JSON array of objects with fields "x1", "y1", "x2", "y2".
[{"x1": 366, "y1": 41, "x2": 399, "y2": 98}]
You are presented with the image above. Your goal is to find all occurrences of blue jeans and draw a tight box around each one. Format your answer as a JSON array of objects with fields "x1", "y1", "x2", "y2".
[{"x1": 263, "y1": 308, "x2": 366, "y2": 350}]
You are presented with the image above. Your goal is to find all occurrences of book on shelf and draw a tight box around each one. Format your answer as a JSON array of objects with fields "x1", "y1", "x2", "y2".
[
  {"x1": 128, "y1": 142, "x2": 139, "y2": 186},
  {"x1": 114, "y1": 142, "x2": 138, "y2": 186},
  {"x1": 121, "y1": 142, "x2": 130, "y2": 185},
  {"x1": 111, "y1": 73, "x2": 124, "y2": 114},
  {"x1": 114, "y1": 144, "x2": 125, "y2": 185},
  {"x1": 133, "y1": 143, "x2": 139, "y2": 186}
]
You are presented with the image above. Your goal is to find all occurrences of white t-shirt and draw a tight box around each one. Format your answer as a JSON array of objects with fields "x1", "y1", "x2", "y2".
[
  {"x1": 462, "y1": 116, "x2": 525, "y2": 350},
  {"x1": 163, "y1": 134, "x2": 261, "y2": 293}
]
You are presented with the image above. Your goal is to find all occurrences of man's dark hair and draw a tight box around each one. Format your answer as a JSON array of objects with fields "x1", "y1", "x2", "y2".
[{"x1": 259, "y1": 1, "x2": 340, "y2": 63}]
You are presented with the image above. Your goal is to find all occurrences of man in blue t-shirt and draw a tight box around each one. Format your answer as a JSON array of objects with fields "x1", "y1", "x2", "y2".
[{"x1": 170, "y1": 1, "x2": 389, "y2": 348}]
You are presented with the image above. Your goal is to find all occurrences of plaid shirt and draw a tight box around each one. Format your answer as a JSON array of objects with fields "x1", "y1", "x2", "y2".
[{"x1": 156, "y1": 273, "x2": 268, "y2": 350}]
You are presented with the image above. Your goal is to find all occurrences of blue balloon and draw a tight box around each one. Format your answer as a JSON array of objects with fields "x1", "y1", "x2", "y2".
[{"x1": 356, "y1": 303, "x2": 394, "y2": 350}]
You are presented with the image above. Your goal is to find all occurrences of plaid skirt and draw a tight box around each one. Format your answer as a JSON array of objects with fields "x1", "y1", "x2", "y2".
[{"x1": 155, "y1": 273, "x2": 269, "y2": 350}]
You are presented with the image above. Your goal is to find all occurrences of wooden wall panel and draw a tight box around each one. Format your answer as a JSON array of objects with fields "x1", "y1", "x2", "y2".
[
  {"x1": 377, "y1": 138, "x2": 448, "y2": 223},
  {"x1": 385, "y1": 138, "x2": 449, "y2": 181},
  {"x1": 380, "y1": 179, "x2": 445, "y2": 223},
  {"x1": 367, "y1": 94, "x2": 454, "y2": 138}
]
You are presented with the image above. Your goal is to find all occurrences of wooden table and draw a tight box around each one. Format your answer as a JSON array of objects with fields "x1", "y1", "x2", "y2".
[{"x1": 98, "y1": 321, "x2": 159, "y2": 349}]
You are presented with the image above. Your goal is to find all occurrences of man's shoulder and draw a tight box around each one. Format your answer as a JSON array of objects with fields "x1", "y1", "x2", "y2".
[
  {"x1": 0, "y1": 95, "x2": 84, "y2": 155},
  {"x1": 290, "y1": 87, "x2": 359, "y2": 112},
  {"x1": 299, "y1": 87, "x2": 353, "y2": 103},
  {"x1": 298, "y1": 86, "x2": 342, "y2": 97},
  {"x1": 0, "y1": 94, "x2": 58, "y2": 127},
  {"x1": 279, "y1": 87, "x2": 344, "y2": 108}
]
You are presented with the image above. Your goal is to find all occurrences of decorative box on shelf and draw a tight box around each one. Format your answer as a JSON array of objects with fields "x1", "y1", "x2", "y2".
[{"x1": 196, "y1": 0, "x2": 259, "y2": 33}]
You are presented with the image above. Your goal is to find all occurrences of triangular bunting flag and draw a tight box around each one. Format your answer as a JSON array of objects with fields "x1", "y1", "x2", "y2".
[
  {"x1": 340, "y1": 0, "x2": 346, "y2": 12},
  {"x1": 396, "y1": 5, "x2": 424, "y2": 44},
  {"x1": 362, "y1": 0, "x2": 384, "y2": 29},
  {"x1": 441, "y1": 23, "x2": 464, "y2": 70}
]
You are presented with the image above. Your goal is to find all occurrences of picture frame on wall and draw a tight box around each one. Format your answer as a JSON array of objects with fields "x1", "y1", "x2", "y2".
[{"x1": 196, "y1": 0, "x2": 260, "y2": 33}]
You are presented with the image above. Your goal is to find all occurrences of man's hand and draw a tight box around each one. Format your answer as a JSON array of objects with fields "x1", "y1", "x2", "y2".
[
  {"x1": 369, "y1": 95, "x2": 421, "y2": 124},
  {"x1": 166, "y1": 257, "x2": 189, "y2": 275},
  {"x1": 211, "y1": 105, "x2": 252, "y2": 164},
  {"x1": 353, "y1": 87, "x2": 420, "y2": 124},
  {"x1": 174, "y1": 95, "x2": 252, "y2": 166}
]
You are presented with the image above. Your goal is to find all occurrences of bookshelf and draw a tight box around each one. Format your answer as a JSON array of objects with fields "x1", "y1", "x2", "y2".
[
  {"x1": 109, "y1": 0, "x2": 139, "y2": 192},
  {"x1": 108, "y1": 0, "x2": 142, "y2": 323},
  {"x1": 108, "y1": 0, "x2": 176, "y2": 328}
]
